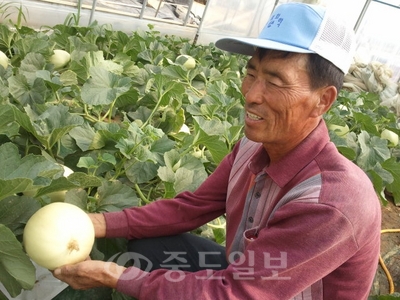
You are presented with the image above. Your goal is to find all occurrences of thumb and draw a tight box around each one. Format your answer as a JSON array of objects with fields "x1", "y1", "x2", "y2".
[{"x1": 52, "y1": 268, "x2": 62, "y2": 278}]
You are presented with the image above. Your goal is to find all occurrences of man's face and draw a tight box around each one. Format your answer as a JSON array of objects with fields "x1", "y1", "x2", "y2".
[{"x1": 241, "y1": 51, "x2": 324, "y2": 160}]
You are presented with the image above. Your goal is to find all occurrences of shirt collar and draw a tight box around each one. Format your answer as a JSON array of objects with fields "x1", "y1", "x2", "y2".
[{"x1": 248, "y1": 120, "x2": 330, "y2": 188}]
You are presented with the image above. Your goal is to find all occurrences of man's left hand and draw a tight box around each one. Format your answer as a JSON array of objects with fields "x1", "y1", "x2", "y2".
[{"x1": 52, "y1": 259, "x2": 126, "y2": 290}]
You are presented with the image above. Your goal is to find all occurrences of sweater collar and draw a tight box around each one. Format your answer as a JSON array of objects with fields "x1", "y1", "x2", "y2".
[{"x1": 248, "y1": 120, "x2": 330, "y2": 187}]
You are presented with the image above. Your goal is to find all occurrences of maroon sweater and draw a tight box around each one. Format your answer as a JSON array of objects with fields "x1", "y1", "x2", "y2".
[{"x1": 104, "y1": 121, "x2": 381, "y2": 299}]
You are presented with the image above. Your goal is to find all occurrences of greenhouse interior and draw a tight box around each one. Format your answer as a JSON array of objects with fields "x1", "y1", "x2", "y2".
[{"x1": 1, "y1": 0, "x2": 400, "y2": 299}]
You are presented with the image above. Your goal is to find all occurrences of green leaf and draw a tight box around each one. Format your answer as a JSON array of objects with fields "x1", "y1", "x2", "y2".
[
  {"x1": 0, "y1": 178, "x2": 34, "y2": 201},
  {"x1": 8, "y1": 75, "x2": 47, "y2": 106},
  {"x1": 175, "y1": 154, "x2": 208, "y2": 191},
  {"x1": 158, "y1": 151, "x2": 208, "y2": 195},
  {"x1": 0, "y1": 224, "x2": 35, "y2": 297},
  {"x1": 150, "y1": 135, "x2": 176, "y2": 163},
  {"x1": 12, "y1": 36, "x2": 52, "y2": 59},
  {"x1": 19, "y1": 53, "x2": 47, "y2": 81},
  {"x1": 96, "y1": 180, "x2": 139, "y2": 212},
  {"x1": 152, "y1": 73, "x2": 185, "y2": 107},
  {"x1": 0, "y1": 143, "x2": 60, "y2": 199},
  {"x1": 367, "y1": 164, "x2": 393, "y2": 203},
  {"x1": 174, "y1": 167, "x2": 207, "y2": 194},
  {"x1": 353, "y1": 111, "x2": 379, "y2": 136},
  {"x1": 36, "y1": 70, "x2": 63, "y2": 94},
  {"x1": 100, "y1": 153, "x2": 117, "y2": 165},
  {"x1": 164, "y1": 149, "x2": 181, "y2": 171},
  {"x1": 19, "y1": 104, "x2": 84, "y2": 149},
  {"x1": 193, "y1": 116, "x2": 227, "y2": 136},
  {"x1": 382, "y1": 158, "x2": 400, "y2": 205},
  {"x1": 64, "y1": 189, "x2": 89, "y2": 211},
  {"x1": 69, "y1": 50, "x2": 104, "y2": 82},
  {"x1": 161, "y1": 64, "x2": 198, "y2": 82},
  {"x1": 0, "y1": 24, "x2": 15, "y2": 50},
  {"x1": 69, "y1": 122, "x2": 97, "y2": 151},
  {"x1": 356, "y1": 131, "x2": 391, "y2": 170},
  {"x1": 60, "y1": 69, "x2": 78, "y2": 86},
  {"x1": 77, "y1": 157, "x2": 97, "y2": 169},
  {"x1": 0, "y1": 195, "x2": 40, "y2": 235},
  {"x1": 66, "y1": 172, "x2": 103, "y2": 188},
  {"x1": 157, "y1": 165, "x2": 176, "y2": 183},
  {"x1": 125, "y1": 160, "x2": 159, "y2": 184},
  {"x1": 0, "y1": 104, "x2": 18, "y2": 135},
  {"x1": 81, "y1": 67, "x2": 132, "y2": 106},
  {"x1": 124, "y1": 64, "x2": 149, "y2": 88},
  {"x1": 0, "y1": 290, "x2": 8, "y2": 300},
  {"x1": 194, "y1": 127, "x2": 229, "y2": 164},
  {"x1": 34, "y1": 176, "x2": 77, "y2": 198}
]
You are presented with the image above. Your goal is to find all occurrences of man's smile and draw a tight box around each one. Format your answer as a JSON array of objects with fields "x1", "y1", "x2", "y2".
[{"x1": 246, "y1": 111, "x2": 263, "y2": 121}]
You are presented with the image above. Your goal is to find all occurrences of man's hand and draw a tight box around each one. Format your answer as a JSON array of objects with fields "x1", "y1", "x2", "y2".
[{"x1": 53, "y1": 259, "x2": 126, "y2": 290}]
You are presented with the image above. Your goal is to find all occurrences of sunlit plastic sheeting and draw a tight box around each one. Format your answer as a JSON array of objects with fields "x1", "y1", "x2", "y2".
[
  {"x1": 196, "y1": 0, "x2": 366, "y2": 46},
  {"x1": 354, "y1": 1, "x2": 400, "y2": 81},
  {"x1": 196, "y1": 0, "x2": 275, "y2": 45}
]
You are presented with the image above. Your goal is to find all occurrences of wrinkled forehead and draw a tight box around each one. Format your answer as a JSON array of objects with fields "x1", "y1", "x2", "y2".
[{"x1": 245, "y1": 49, "x2": 312, "y2": 87}]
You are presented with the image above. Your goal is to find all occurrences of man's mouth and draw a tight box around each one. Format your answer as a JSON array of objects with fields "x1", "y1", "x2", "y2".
[{"x1": 247, "y1": 112, "x2": 262, "y2": 120}]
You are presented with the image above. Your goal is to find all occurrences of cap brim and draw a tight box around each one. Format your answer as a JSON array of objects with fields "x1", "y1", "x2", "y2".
[{"x1": 215, "y1": 37, "x2": 314, "y2": 56}]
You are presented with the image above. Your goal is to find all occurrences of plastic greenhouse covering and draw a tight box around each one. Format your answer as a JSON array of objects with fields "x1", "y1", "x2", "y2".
[{"x1": 1, "y1": 0, "x2": 399, "y2": 82}]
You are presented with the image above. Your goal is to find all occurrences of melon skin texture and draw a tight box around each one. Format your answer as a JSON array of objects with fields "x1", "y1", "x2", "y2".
[
  {"x1": 381, "y1": 129, "x2": 399, "y2": 147},
  {"x1": 23, "y1": 202, "x2": 95, "y2": 270},
  {"x1": 175, "y1": 54, "x2": 196, "y2": 69},
  {"x1": 328, "y1": 123, "x2": 349, "y2": 137},
  {"x1": 49, "y1": 49, "x2": 71, "y2": 70},
  {"x1": 0, "y1": 50, "x2": 9, "y2": 69}
]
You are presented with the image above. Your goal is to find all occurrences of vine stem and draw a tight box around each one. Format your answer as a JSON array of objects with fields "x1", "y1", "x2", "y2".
[
  {"x1": 180, "y1": 131, "x2": 200, "y2": 157},
  {"x1": 141, "y1": 97, "x2": 162, "y2": 129},
  {"x1": 100, "y1": 99, "x2": 116, "y2": 123},
  {"x1": 134, "y1": 183, "x2": 151, "y2": 206}
]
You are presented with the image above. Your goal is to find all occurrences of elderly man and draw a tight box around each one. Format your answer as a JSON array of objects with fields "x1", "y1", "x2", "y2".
[{"x1": 53, "y1": 2, "x2": 381, "y2": 299}]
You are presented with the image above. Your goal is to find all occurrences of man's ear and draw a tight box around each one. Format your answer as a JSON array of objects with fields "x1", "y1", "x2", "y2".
[{"x1": 312, "y1": 85, "x2": 338, "y2": 117}]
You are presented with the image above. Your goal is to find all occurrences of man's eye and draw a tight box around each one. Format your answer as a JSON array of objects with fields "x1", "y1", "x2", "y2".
[
  {"x1": 245, "y1": 72, "x2": 255, "y2": 78},
  {"x1": 267, "y1": 78, "x2": 284, "y2": 87}
]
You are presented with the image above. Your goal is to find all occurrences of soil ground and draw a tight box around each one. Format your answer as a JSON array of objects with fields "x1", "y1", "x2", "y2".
[{"x1": 371, "y1": 200, "x2": 400, "y2": 296}]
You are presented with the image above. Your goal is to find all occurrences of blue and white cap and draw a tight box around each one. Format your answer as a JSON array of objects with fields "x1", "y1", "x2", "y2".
[{"x1": 215, "y1": 2, "x2": 356, "y2": 74}]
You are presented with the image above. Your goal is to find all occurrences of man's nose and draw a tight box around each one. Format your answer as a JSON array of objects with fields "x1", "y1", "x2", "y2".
[{"x1": 243, "y1": 80, "x2": 265, "y2": 104}]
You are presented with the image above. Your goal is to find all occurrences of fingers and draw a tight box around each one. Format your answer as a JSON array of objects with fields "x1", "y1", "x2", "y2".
[
  {"x1": 52, "y1": 261, "x2": 97, "y2": 289},
  {"x1": 51, "y1": 260, "x2": 126, "y2": 290}
]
